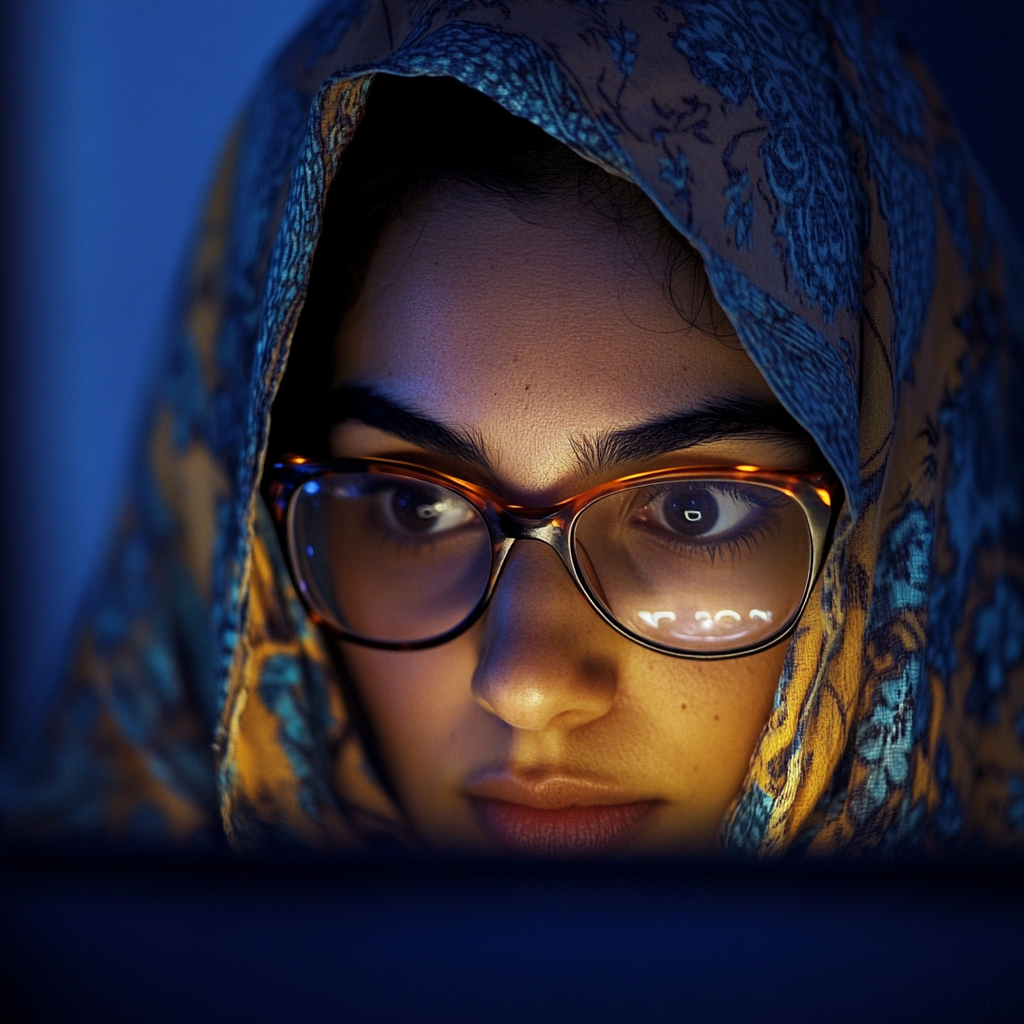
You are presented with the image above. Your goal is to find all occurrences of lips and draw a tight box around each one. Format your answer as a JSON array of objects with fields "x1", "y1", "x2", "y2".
[{"x1": 466, "y1": 773, "x2": 658, "y2": 857}]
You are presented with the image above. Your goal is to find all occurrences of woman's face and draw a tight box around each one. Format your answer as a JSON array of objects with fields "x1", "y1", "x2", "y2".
[{"x1": 330, "y1": 189, "x2": 820, "y2": 857}]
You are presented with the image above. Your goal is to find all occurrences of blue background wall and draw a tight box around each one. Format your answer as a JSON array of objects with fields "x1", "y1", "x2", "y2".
[
  {"x1": 1, "y1": 0, "x2": 322, "y2": 745},
  {"x1": 1, "y1": 0, "x2": 1022, "y2": 748}
]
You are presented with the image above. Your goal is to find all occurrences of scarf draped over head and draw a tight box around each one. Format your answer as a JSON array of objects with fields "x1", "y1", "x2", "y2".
[{"x1": 18, "y1": 0, "x2": 1023, "y2": 858}]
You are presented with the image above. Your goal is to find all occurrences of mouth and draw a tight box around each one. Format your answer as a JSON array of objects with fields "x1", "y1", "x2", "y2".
[{"x1": 465, "y1": 773, "x2": 659, "y2": 857}]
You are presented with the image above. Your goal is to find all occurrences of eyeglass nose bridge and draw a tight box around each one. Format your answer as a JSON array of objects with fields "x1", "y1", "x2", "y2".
[{"x1": 491, "y1": 508, "x2": 575, "y2": 567}]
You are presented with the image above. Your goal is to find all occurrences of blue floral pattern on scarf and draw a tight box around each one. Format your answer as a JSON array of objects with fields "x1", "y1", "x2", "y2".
[
  {"x1": 669, "y1": 0, "x2": 865, "y2": 322},
  {"x1": 12, "y1": 0, "x2": 1022, "y2": 860}
]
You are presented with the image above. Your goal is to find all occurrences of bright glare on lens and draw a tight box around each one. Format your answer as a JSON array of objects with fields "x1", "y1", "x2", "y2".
[{"x1": 574, "y1": 479, "x2": 811, "y2": 653}]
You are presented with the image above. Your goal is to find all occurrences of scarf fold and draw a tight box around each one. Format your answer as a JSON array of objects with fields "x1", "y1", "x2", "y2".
[{"x1": 16, "y1": 0, "x2": 1023, "y2": 858}]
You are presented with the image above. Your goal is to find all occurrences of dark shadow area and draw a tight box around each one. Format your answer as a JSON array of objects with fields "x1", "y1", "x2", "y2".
[
  {"x1": 889, "y1": 0, "x2": 1024, "y2": 238},
  {"x1": 1, "y1": 4, "x2": 1022, "y2": 1023},
  {"x1": 0, "y1": 0, "x2": 27, "y2": 750},
  {"x1": 2, "y1": 850, "x2": 1022, "y2": 1023}
]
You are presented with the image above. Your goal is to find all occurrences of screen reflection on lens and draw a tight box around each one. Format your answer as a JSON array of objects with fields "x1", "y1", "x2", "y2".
[{"x1": 572, "y1": 481, "x2": 812, "y2": 653}]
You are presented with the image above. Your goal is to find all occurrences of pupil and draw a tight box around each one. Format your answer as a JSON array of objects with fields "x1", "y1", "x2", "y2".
[
  {"x1": 392, "y1": 486, "x2": 443, "y2": 533},
  {"x1": 663, "y1": 486, "x2": 719, "y2": 536}
]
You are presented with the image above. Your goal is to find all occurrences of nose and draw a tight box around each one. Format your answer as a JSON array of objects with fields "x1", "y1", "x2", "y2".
[{"x1": 472, "y1": 540, "x2": 618, "y2": 732}]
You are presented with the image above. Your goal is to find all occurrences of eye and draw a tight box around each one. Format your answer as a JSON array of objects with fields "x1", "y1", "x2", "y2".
[
  {"x1": 638, "y1": 483, "x2": 763, "y2": 540},
  {"x1": 379, "y1": 483, "x2": 477, "y2": 536}
]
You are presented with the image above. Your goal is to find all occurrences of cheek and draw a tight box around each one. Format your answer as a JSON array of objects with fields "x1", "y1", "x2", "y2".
[
  {"x1": 680, "y1": 643, "x2": 785, "y2": 741},
  {"x1": 341, "y1": 635, "x2": 488, "y2": 796},
  {"x1": 628, "y1": 641, "x2": 786, "y2": 846},
  {"x1": 347, "y1": 632, "x2": 785, "y2": 785}
]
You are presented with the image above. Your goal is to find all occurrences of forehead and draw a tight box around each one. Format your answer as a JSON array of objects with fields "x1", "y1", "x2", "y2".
[{"x1": 335, "y1": 194, "x2": 781, "y2": 493}]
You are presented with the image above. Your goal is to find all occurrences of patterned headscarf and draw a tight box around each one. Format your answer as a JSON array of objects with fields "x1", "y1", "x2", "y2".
[{"x1": 18, "y1": 0, "x2": 1023, "y2": 858}]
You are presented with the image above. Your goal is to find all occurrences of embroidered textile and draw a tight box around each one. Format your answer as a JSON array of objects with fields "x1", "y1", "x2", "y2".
[{"x1": 15, "y1": 0, "x2": 1024, "y2": 858}]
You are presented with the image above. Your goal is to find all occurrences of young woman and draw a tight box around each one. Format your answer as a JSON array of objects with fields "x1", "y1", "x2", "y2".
[{"x1": 16, "y1": 1, "x2": 1023, "y2": 859}]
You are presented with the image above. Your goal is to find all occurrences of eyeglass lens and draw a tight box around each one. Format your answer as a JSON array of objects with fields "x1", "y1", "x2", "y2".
[
  {"x1": 572, "y1": 481, "x2": 811, "y2": 651},
  {"x1": 288, "y1": 473, "x2": 812, "y2": 653},
  {"x1": 290, "y1": 475, "x2": 492, "y2": 644}
]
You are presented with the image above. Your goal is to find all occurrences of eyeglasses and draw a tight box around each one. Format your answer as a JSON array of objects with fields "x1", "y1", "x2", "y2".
[{"x1": 265, "y1": 458, "x2": 839, "y2": 659}]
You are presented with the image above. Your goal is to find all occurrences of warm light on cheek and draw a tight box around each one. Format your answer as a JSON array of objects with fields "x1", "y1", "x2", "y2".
[
  {"x1": 342, "y1": 635, "x2": 484, "y2": 728},
  {"x1": 337, "y1": 619, "x2": 790, "y2": 856}
]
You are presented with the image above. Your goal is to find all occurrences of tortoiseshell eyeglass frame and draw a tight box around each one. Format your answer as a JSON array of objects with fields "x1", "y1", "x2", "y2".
[{"x1": 265, "y1": 457, "x2": 841, "y2": 660}]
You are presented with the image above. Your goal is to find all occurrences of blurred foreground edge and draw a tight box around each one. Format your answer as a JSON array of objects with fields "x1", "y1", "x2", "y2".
[{"x1": 2, "y1": 845, "x2": 1022, "y2": 1024}]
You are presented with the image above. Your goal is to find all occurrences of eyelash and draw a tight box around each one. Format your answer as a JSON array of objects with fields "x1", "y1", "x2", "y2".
[
  {"x1": 335, "y1": 478, "x2": 788, "y2": 567},
  {"x1": 362, "y1": 489, "x2": 481, "y2": 555},
  {"x1": 626, "y1": 485, "x2": 782, "y2": 564},
  {"x1": 659, "y1": 520, "x2": 776, "y2": 564}
]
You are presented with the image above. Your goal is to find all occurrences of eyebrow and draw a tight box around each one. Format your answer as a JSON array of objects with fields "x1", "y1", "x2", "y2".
[
  {"x1": 573, "y1": 396, "x2": 814, "y2": 472},
  {"x1": 330, "y1": 384, "x2": 813, "y2": 474},
  {"x1": 331, "y1": 385, "x2": 491, "y2": 466}
]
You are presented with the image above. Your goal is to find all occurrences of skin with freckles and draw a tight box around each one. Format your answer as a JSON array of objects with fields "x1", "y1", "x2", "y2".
[{"x1": 328, "y1": 189, "x2": 822, "y2": 856}]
